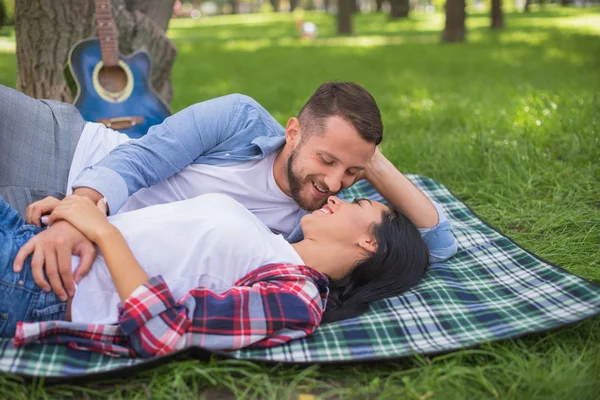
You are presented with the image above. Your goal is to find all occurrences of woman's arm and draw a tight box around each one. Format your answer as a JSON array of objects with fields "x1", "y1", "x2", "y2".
[
  {"x1": 48, "y1": 196, "x2": 149, "y2": 302},
  {"x1": 119, "y1": 264, "x2": 328, "y2": 357},
  {"x1": 94, "y1": 226, "x2": 149, "y2": 302}
]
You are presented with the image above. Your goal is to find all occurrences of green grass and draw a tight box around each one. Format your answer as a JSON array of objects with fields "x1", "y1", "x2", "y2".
[{"x1": 1, "y1": 6, "x2": 599, "y2": 399}]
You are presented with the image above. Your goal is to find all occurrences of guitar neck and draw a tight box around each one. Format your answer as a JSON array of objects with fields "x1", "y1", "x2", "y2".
[{"x1": 94, "y1": 0, "x2": 119, "y2": 67}]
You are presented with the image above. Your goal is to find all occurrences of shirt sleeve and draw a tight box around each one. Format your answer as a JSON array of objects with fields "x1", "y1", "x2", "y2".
[
  {"x1": 71, "y1": 94, "x2": 245, "y2": 214},
  {"x1": 117, "y1": 267, "x2": 328, "y2": 358},
  {"x1": 418, "y1": 200, "x2": 458, "y2": 263}
]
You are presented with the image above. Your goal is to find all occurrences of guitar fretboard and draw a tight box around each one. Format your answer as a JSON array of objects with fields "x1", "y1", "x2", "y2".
[{"x1": 95, "y1": 0, "x2": 119, "y2": 67}]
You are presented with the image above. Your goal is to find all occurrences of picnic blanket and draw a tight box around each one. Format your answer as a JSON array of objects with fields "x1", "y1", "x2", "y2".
[{"x1": 1, "y1": 175, "x2": 599, "y2": 379}]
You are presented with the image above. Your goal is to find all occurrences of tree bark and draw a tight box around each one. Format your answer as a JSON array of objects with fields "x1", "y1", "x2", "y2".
[
  {"x1": 15, "y1": 0, "x2": 176, "y2": 103},
  {"x1": 560, "y1": 0, "x2": 571, "y2": 5},
  {"x1": 491, "y1": 0, "x2": 504, "y2": 29},
  {"x1": 389, "y1": 0, "x2": 410, "y2": 18},
  {"x1": 323, "y1": 0, "x2": 330, "y2": 12},
  {"x1": 0, "y1": 0, "x2": 6, "y2": 27},
  {"x1": 124, "y1": 0, "x2": 174, "y2": 31},
  {"x1": 524, "y1": 0, "x2": 531, "y2": 12},
  {"x1": 290, "y1": 0, "x2": 300, "y2": 11},
  {"x1": 376, "y1": 0, "x2": 385, "y2": 12},
  {"x1": 442, "y1": 0, "x2": 466, "y2": 42},
  {"x1": 337, "y1": 0, "x2": 353, "y2": 34},
  {"x1": 270, "y1": 0, "x2": 281, "y2": 12},
  {"x1": 350, "y1": 0, "x2": 360, "y2": 13},
  {"x1": 230, "y1": 0, "x2": 240, "y2": 14}
]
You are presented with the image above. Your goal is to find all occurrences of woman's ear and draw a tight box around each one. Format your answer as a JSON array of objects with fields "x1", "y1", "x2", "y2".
[{"x1": 358, "y1": 235, "x2": 377, "y2": 254}]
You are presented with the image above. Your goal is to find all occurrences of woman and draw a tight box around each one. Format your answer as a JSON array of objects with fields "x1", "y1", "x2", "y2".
[{"x1": 1, "y1": 192, "x2": 429, "y2": 356}]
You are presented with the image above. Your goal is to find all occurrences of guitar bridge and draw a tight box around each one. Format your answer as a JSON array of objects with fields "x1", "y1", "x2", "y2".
[{"x1": 96, "y1": 116, "x2": 145, "y2": 130}]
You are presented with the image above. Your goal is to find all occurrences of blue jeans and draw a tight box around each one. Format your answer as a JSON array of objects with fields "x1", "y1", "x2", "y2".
[{"x1": 0, "y1": 197, "x2": 67, "y2": 338}]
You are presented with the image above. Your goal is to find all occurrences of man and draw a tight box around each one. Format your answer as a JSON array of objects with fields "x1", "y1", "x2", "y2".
[{"x1": 1, "y1": 82, "x2": 457, "y2": 302}]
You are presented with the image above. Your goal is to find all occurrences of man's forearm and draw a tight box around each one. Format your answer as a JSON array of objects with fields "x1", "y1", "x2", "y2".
[
  {"x1": 71, "y1": 94, "x2": 244, "y2": 215},
  {"x1": 366, "y1": 153, "x2": 439, "y2": 229}
]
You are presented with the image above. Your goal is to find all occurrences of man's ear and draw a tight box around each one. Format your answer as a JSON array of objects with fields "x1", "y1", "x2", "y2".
[
  {"x1": 285, "y1": 117, "x2": 301, "y2": 146},
  {"x1": 358, "y1": 235, "x2": 378, "y2": 254}
]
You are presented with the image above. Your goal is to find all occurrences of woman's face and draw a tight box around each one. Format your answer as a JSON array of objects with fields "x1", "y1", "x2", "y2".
[{"x1": 301, "y1": 196, "x2": 390, "y2": 249}]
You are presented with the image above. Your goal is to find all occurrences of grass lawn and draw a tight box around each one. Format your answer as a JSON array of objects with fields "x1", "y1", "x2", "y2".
[{"x1": 1, "y1": 6, "x2": 599, "y2": 399}]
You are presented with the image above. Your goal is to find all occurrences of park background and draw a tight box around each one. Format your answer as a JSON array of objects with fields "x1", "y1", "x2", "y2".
[{"x1": 0, "y1": 0, "x2": 599, "y2": 398}]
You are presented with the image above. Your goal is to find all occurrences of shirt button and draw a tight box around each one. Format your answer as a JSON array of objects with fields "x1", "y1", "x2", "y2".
[{"x1": 17, "y1": 280, "x2": 24, "y2": 286}]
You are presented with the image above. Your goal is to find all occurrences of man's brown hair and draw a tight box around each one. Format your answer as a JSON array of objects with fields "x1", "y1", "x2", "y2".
[{"x1": 297, "y1": 82, "x2": 383, "y2": 145}]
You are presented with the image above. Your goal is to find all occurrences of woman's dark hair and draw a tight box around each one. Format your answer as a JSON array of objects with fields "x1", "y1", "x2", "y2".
[{"x1": 321, "y1": 209, "x2": 430, "y2": 324}]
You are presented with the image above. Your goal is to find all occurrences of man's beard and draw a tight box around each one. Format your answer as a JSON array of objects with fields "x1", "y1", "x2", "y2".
[{"x1": 286, "y1": 149, "x2": 329, "y2": 211}]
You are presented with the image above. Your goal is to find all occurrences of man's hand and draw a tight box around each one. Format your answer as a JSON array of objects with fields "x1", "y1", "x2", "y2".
[
  {"x1": 353, "y1": 147, "x2": 385, "y2": 185},
  {"x1": 25, "y1": 196, "x2": 61, "y2": 227},
  {"x1": 73, "y1": 187, "x2": 107, "y2": 214},
  {"x1": 13, "y1": 220, "x2": 96, "y2": 301},
  {"x1": 355, "y1": 146, "x2": 439, "y2": 228}
]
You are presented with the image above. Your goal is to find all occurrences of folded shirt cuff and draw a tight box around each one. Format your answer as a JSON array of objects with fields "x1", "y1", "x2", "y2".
[
  {"x1": 417, "y1": 200, "x2": 448, "y2": 235},
  {"x1": 418, "y1": 201, "x2": 458, "y2": 263},
  {"x1": 118, "y1": 276, "x2": 176, "y2": 335},
  {"x1": 71, "y1": 166, "x2": 130, "y2": 215}
]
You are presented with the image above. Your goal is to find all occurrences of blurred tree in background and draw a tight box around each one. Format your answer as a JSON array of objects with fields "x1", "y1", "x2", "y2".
[
  {"x1": 491, "y1": 0, "x2": 504, "y2": 28},
  {"x1": 390, "y1": 0, "x2": 410, "y2": 18},
  {"x1": 338, "y1": 0, "x2": 353, "y2": 33},
  {"x1": 0, "y1": 0, "x2": 15, "y2": 26},
  {"x1": 0, "y1": 1, "x2": 6, "y2": 28},
  {"x1": 442, "y1": 0, "x2": 466, "y2": 41}
]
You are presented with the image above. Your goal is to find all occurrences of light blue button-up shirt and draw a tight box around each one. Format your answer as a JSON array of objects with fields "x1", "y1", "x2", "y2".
[{"x1": 73, "y1": 93, "x2": 456, "y2": 262}]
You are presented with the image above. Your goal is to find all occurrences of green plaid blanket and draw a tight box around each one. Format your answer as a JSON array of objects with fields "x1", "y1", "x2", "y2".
[{"x1": 1, "y1": 175, "x2": 599, "y2": 378}]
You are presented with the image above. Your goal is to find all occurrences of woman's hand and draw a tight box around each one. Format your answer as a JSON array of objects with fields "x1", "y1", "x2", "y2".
[{"x1": 48, "y1": 195, "x2": 111, "y2": 243}]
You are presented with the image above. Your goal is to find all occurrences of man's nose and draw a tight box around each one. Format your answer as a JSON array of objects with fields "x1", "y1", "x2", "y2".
[{"x1": 323, "y1": 170, "x2": 344, "y2": 193}]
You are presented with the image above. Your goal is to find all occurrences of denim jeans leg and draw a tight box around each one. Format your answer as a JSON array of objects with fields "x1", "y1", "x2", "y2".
[{"x1": 0, "y1": 197, "x2": 65, "y2": 337}]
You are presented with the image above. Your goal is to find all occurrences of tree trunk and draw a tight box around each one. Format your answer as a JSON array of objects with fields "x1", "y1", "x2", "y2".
[
  {"x1": 442, "y1": 0, "x2": 466, "y2": 42},
  {"x1": 124, "y1": 0, "x2": 174, "y2": 31},
  {"x1": 337, "y1": 0, "x2": 353, "y2": 34},
  {"x1": 230, "y1": 0, "x2": 240, "y2": 14},
  {"x1": 524, "y1": 0, "x2": 531, "y2": 12},
  {"x1": 290, "y1": 0, "x2": 300, "y2": 11},
  {"x1": 560, "y1": 0, "x2": 571, "y2": 5},
  {"x1": 389, "y1": 0, "x2": 410, "y2": 18},
  {"x1": 0, "y1": 0, "x2": 7, "y2": 28},
  {"x1": 323, "y1": 0, "x2": 330, "y2": 12},
  {"x1": 270, "y1": 0, "x2": 281, "y2": 11},
  {"x1": 15, "y1": 0, "x2": 176, "y2": 103},
  {"x1": 491, "y1": 0, "x2": 504, "y2": 29},
  {"x1": 376, "y1": 0, "x2": 385, "y2": 12},
  {"x1": 350, "y1": 0, "x2": 360, "y2": 13}
]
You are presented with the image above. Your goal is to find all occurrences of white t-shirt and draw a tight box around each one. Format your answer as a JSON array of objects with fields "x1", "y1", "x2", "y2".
[
  {"x1": 67, "y1": 122, "x2": 305, "y2": 237},
  {"x1": 69, "y1": 193, "x2": 304, "y2": 324}
]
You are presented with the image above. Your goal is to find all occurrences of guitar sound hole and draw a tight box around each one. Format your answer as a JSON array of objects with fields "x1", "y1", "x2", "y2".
[{"x1": 98, "y1": 65, "x2": 128, "y2": 93}]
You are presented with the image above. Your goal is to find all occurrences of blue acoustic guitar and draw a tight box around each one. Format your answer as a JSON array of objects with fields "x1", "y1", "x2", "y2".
[{"x1": 65, "y1": 0, "x2": 171, "y2": 138}]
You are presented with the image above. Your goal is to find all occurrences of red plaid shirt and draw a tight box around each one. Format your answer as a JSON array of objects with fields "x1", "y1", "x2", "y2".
[{"x1": 14, "y1": 264, "x2": 329, "y2": 358}]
